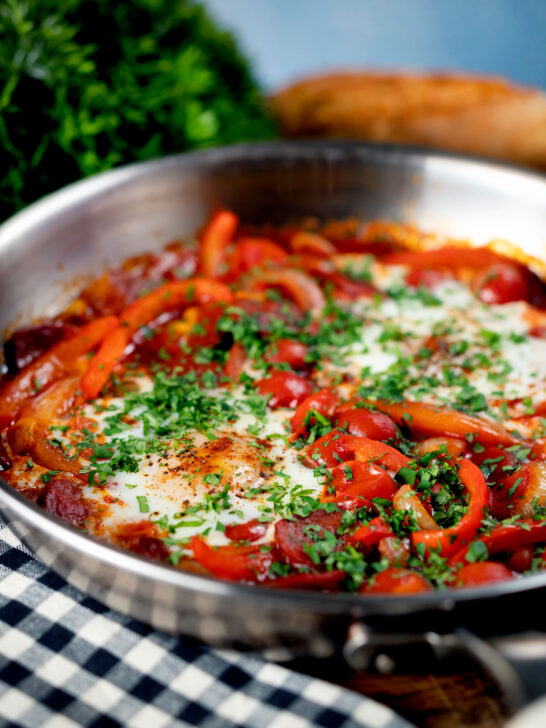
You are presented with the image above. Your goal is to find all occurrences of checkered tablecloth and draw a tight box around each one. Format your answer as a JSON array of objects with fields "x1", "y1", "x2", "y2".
[{"x1": 0, "y1": 520, "x2": 412, "y2": 728}]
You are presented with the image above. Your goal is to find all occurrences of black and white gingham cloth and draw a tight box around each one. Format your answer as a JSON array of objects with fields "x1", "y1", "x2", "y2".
[{"x1": 0, "y1": 520, "x2": 412, "y2": 728}]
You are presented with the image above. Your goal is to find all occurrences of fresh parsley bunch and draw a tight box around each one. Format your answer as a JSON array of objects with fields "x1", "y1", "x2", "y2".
[{"x1": 0, "y1": 0, "x2": 275, "y2": 220}]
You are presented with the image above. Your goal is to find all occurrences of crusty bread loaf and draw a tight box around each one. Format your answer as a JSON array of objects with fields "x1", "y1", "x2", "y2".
[{"x1": 270, "y1": 72, "x2": 546, "y2": 168}]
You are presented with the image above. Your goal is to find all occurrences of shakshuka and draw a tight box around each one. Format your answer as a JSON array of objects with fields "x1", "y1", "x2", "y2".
[{"x1": 2, "y1": 213, "x2": 546, "y2": 594}]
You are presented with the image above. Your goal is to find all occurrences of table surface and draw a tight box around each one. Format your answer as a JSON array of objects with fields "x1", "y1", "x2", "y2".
[{"x1": 292, "y1": 655, "x2": 510, "y2": 728}]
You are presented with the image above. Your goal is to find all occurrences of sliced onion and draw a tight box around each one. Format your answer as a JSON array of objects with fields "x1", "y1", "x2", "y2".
[
  {"x1": 516, "y1": 463, "x2": 546, "y2": 517},
  {"x1": 258, "y1": 269, "x2": 326, "y2": 311},
  {"x1": 393, "y1": 484, "x2": 438, "y2": 530},
  {"x1": 290, "y1": 231, "x2": 336, "y2": 258}
]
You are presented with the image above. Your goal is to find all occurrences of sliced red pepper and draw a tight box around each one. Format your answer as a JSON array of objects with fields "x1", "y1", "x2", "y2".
[
  {"x1": 0, "y1": 316, "x2": 117, "y2": 429},
  {"x1": 290, "y1": 231, "x2": 336, "y2": 258},
  {"x1": 81, "y1": 279, "x2": 232, "y2": 400},
  {"x1": 190, "y1": 535, "x2": 274, "y2": 582},
  {"x1": 450, "y1": 519, "x2": 546, "y2": 566},
  {"x1": 305, "y1": 431, "x2": 410, "y2": 471},
  {"x1": 368, "y1": 399, "x2": 524, "y2": 447},
  {"x1": 290, "y1": 388, "x2": 338, "y2": 439},
  {"x1": 7, "y1": 418, "x2": 83, "y2": 475},
  {"x1": 19, "y1": 376, "x2": 80, "y2": 421},
  {"x1": 199, "y1": 210, "x2": 239, "y2": 277},
  {"x1": 412, "y1": 460, "x2": 488, "y2": 557},
  {"x1": 257, "y1": 269, "x2": 326, "y2": 311}
]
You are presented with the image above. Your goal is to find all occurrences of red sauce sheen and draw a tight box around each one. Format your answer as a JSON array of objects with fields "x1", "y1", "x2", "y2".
[{"x1": 1, "y1": 213, "x2": 546, "y2": 594}]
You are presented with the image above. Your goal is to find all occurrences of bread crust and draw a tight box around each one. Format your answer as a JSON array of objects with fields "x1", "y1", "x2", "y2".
[{"x1": 271, "y1": 72, "x2": 546, "y2": 168}]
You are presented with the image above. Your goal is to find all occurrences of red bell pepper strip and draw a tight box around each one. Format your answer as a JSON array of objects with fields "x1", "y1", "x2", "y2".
[
  {"x1": 412, "y1": 459, "x2": 488, "y2": 557},
  {"x1": 19, "y1": 376, "x2": 81, "y2": 421},
  {"x1": 290, "y1": 231, "x2": 336, "y2": 258},
  {"x1": 450, "y1": 519, "x2": 546, "y2": 566},
  {"x1": 290, "y1": 388, "x2": 339, "y2": 439},
  {"x1": 81, "y1": 279, "x2": 233, "y2": 400},
  {"x1": 199, "y1": 210, "x2": 238, "y2": 277},
  {"x1": 306, "y1": 431, "x2": 410, "y2": 471},
  {"x1": 367, "y1": 399, "x2": 524, "y2": 447},
  {"x1": 7, "y1": 417, "x2": 83, "y2": 475},
  {"x1": 190, "y1": 535, "x2": 273, "y2": 582},
  {"x1": 351, "y1": 517, "x2": 393, "y2": 548},
  {"x1": 382, "y1": 246, "x2": 506, "y2": 270},
  {"x1": 0, "y1": 316, "x2": 117, "y2": 429},
  {"x1": 257, "y1": 269, "x2": 326, "y2": 311}
]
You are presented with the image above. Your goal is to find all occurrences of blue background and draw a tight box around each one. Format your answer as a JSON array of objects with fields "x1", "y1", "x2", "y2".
[{"x1": 203, "y1": 0, "x2": 546, "y2": 90}]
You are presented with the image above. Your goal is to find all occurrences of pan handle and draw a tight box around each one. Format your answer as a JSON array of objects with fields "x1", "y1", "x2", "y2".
[{"x1": 343, "y1": 622, "x2": 546, "y2": 712}]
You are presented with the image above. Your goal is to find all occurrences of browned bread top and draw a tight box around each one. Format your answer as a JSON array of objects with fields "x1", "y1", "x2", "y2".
[{"x1": 270, "y1": 72, "x2": 546, "y2": 168}]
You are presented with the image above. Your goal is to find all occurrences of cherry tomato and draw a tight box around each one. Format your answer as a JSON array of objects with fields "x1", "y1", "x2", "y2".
[
  {"x1": 302, "y1": 428, "x2": 356, "y2": 467},
  {"x1": 225, "y1": 519, "x2": 267, "y2": 543},
  {"x1": 455, "y1": 562, "x2": 512, "y2": 587},
  {"x1": 378, "y1": 537, "x2": 410, "y2": 568},
  {"x1": 331, "y1": 461, "x2": 397, "y2": 500},
  {"x1": 256, "y1": 371, "x2": 313, "y2": 408},
  {"x1": 335, "y1": 408, "x2": 398, "y2": 441},
  {"x1": 230, "y1": 238, "x2": 287, "y2": 275},
  {"x1": 490, "y1": 466, "x2": 529, "y2": 519},
  {"x1": 290, "y1": 388, "x2": 338, "y2": 438},
  {"x1": 470, "y1": 446, "x2": 516, "y2": 483},
  {"x1": 472, "y1": 263, "x2": 530, "y2": 304},
  {"x1": 265, "y1": 339, "x2": 308, "y2": 369},
  {"x1": 362, "y1": 568, "x2": 431, "y2": 594},
  {"x1": 351, "y1": 517, "x2": 393, "y2": 549},
  {"x1": 530, "y1": 326, "x2": 546, "y2": 339},
  {"x1": 305, "y1": 431, "x2": 409, "y2": 471},
  {"x1": 405, "y1": 268, "x2": 446, "y2": 288},
  {"x1": 506, "y1": 547, "x2": 535, "y2": 573}
]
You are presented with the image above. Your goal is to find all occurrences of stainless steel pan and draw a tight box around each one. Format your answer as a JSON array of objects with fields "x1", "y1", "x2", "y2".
[{"x1": 1, "y1": 142, "x2": 546, "y2": 709}]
